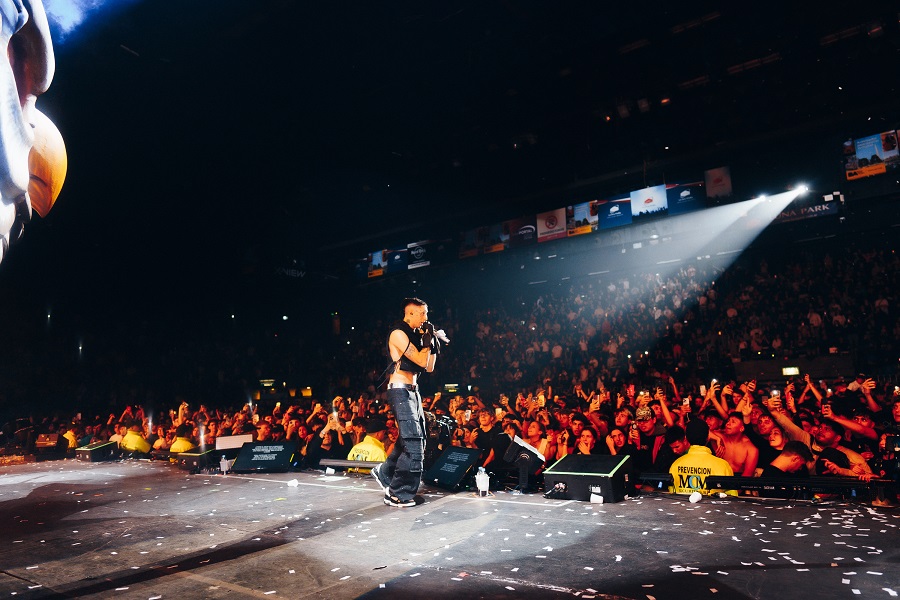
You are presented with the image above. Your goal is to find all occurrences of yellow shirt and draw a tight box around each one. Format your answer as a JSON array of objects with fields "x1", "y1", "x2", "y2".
[
  {"x1": 669, "y1": 445, "x2": 737, "y2": 496},
  {"x1": 63, "y1": 430, "x2": 79, "y2": 449},
  {"x1": 121, "y1": 430, "x2": 151, "y2": 453},
  {"x1": 347, "y1": 435, "x2": 387, "y2": 473},
  {"x1": 168, "y1": 437, "x2": 195, "y2": 453}
]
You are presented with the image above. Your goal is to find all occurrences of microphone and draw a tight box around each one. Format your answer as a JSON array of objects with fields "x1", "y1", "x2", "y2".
[{"x1": 422, "y1": 321, "x2": 449, "y2": 345}]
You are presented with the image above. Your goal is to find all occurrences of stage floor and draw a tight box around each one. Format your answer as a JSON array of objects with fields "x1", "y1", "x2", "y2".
[{"x1": 0, "y1": 459, "x2": 897, "y2": 599}]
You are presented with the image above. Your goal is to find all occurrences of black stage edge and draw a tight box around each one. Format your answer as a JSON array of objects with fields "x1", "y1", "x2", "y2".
[{"x1": 0, "y1": 459, "x2": 897, "y2": 599}]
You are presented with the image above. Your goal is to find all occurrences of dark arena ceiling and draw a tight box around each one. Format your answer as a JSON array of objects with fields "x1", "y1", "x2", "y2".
[{"x1": 2, "y1": 0, "x2": 899, "y2": 306}]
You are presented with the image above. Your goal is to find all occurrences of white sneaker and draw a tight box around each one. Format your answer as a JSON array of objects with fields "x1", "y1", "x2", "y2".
[{"x1": 371, "y1": 463, "x2": 390, "y2": 491}]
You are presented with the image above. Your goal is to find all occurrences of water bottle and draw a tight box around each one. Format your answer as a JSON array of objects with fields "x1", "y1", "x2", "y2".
[
  {"x1": 476, "y1": 466, "x2": 489, "y2": 497},
  {"x1": 220, "y1": 455, "x2": 229, "y2": 474}
]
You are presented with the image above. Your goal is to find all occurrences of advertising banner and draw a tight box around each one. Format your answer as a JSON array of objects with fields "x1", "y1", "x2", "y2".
[
  {"x1": 595, "y1": 195, "x2": 632, "y2": 230},
  {"x1": 704, "y1": 166, "x2": 733, "y2": 201},
  {"x1": 354, "y1": 257, "x2": 368, "y2": 280},
  {"x1": 459, "y1": 228, "x2": 480, "y2": 258},
  {"x1": 630, "y1": 184, "x2": 668, "y2": 219},
  {"x1": 367, "y1": 249, "x2": 387, "y2": 278},
  {"x1": 383, "y1": 247, "x2": 408, "y2": 274},
  {"x1": 774, "y1": 199, "x2": 840, "y2": 224},
  {"x1": 483, "y1": 222, "x2": 508, "y2": 254},
  {"x1": 666, "y1": 181, "x2": 706, "y2": 216},
  {"x1": 566, "y1": 200, "x2": 599, "y2": 236},
  {"x1": 407, "y1": 240, "x2": 432, "y2": 269},
  {"x1": 506, "y1": 215, "x2": 538, "y2": 248},
  {"x1": 537, "y1": 207, "x2": 567, "y2": 242},
  {"x1": 844, "y1": 130, "x2": 898, "y2": 180}
]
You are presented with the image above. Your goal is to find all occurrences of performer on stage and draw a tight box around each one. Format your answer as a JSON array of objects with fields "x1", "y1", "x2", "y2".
[{"x1": 372, "y1": 297, "x2": 447, "y2": 507}]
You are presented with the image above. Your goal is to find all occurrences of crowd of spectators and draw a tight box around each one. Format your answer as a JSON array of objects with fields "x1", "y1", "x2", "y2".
[
  {"x1": 450, "y1": 241, "x2": 898, "y2": 399},
  {"x1": 1, "y1": 237, "x2": 898, "y2": 503},
  {"x1": 7, "y1": 368, "x2": 898, "y2": 504}
]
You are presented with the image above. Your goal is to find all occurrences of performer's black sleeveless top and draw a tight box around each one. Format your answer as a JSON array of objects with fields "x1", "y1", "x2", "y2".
[{"x1": 388, "y1": 320, "x2": 426, "y2": 374}]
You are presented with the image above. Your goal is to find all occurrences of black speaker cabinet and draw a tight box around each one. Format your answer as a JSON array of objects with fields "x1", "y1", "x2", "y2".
[
  {"x1": 35, "y1": 433, "x2": 67, "y2": 451},
  {"x1": 231, "y1": 442, "x2": 295, "y2": 473},
  {"x1": 543, "y1": 454, "x2": 633, "y2": 503},
  {"x1": 177, "y1": 448, "x2": 219, "y2": 472},
  {"x1": 76, "y1": 441, "x2": 121, "y2": 462},
  {"x1": 422, "y1": 446, "x2": 482, "y2": 491}
]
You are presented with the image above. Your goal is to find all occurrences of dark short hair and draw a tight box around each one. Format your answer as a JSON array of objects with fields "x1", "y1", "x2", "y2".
[
  {"x1": 664, "y1": 425, "x2": 686, "y2": 445},
  {"x1": 570, "y1": 413, "x2": 589, "y2": 425},
  {"x1": 852, "y1": 408, "x2": 875, "y2": 421},
  {"x1": 818, "y1": 420, "x2": 844, "y2": 437},
  {"x1": 685, "y1": 419, "x2": 710, "y2": 445},
  {"x1": 782, "y1": 441, "x2": 813, "y2": 462},
  {"x1": 365, "y1": 418, "x2": 388, "y2": 434},
  {"x1": 816, "y1": 447, "x2": 850, "y2": 474},
  {"x1": 402, "y1": 297, "x2": 427, "y2": 311}
]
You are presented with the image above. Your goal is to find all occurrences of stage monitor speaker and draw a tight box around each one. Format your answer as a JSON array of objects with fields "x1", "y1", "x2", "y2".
[
  {"x1": 214, "y1": 435, "x2": 253, "y2": 461},
  {"x1": 423, "y1": 446, "x2": 482, "y2": 491},
  {"x1": 543, "y1": 454, "x2": 633, "y2": 503},
  {"x1": 76, "y1": 441, "x2": 120, "y2": 462},
  {"x1": 503, "y1": 435, "x2": 546, "y2": 464},
  {"x1": 35, "y1": 433, "x2": 67, "y2": 451},
  {"x1": 177, "y1": 448, "x2": 219, "y2": 472},
  {"x1": 231, "y1": 442, "x2": 295, "y2": 473},
  {"x1": 502, "y1": 435, "x2": 546, "y2": 490}
]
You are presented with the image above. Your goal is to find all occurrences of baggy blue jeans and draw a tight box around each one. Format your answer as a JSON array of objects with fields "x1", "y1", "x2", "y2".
[{"x1": 383, "y1": 386, "x2": 426, "y2": 501}]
